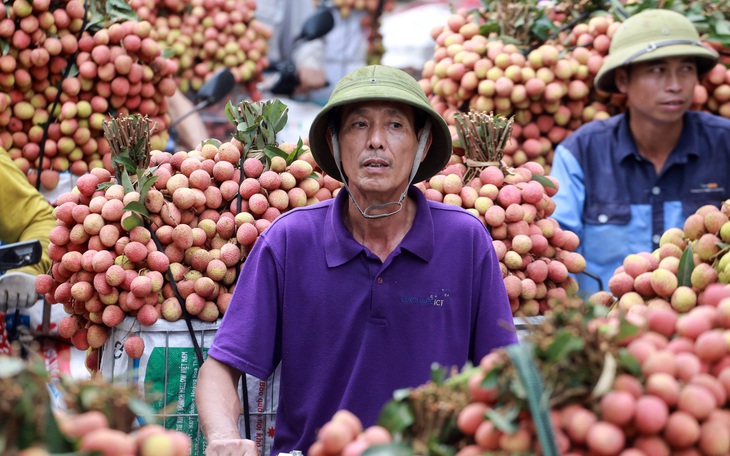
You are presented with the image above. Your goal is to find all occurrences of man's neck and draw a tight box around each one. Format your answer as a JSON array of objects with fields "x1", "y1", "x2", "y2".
[
  {"x1": 344, "y1": 194, "x2": 417, "y2": 262},
  {"x1": 628, "y1": 111, "x2": 684, "y2": 174}
]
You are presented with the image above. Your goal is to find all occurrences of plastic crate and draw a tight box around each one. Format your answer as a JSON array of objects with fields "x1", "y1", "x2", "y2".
[{"x1": 100, "y1": 317, "x2": 279, "y2": 456}]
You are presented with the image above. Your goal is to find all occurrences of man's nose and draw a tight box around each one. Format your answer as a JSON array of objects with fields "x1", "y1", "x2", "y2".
[
  {"x1": 367, "y1": 127, "x2": 385, "y2": 149},
  {"x1": 665, "y1": 71, "x2": 682, "y2": 91}
]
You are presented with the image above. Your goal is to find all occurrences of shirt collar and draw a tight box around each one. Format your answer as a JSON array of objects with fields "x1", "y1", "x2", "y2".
[
  {"x1": 324, "y1": 186, "x2": 434, "y2": 267},
  {"x1": 617, "y1": 112, "x2": 701, "y2": 165}
]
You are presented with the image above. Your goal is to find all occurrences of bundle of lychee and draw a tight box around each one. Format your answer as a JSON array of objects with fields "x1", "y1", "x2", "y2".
[
  {"x1": 1, "y1": 354, "x2": 192, "y2": 456},
  {"x1": 127, "y1": 0, "x2": 271, "y2": 95},
  {"x1": 1, "y1": 0, "x2": 177, "y2": 190},
  {"x1": 415, "y1": 111, "x2": 585, "y2": 316},
  {"x1": 420, "y1": 8, "x2": 621, "y2": 173},
  {"x1": 321, "y1": 0, "x2": 395, "y2": 66},
  {"x1": 34, "y1": 101, "x2": 342, "y2": 365},
  {"x1": 593, "y1": 200, "x2": 730, "y2": 315},
  {"x1": 420, "y1": 4, "x2": 730, "y2": 173},
  {"x1": 310, "y1": 294, "x2": 730, "y2": 455}
]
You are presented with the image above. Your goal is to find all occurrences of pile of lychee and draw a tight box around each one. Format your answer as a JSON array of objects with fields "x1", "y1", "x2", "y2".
[
  {"x1": 416, "y1": 158, "x2": 586, "y2": 316},
  {"x1": 420, "y1": 11, "x2": 621, "y2": 173},
  {"x1": 1, "y1": 0, "x2": 177, "y2": 190},
  {"x1": 310, "y1": 289, "x2": 730, "y2": 455},
  {"x1": 127, "y1": 0, "x2": 271, "y2": 95},
  {"x1": 34, "y1": 139, "x2": 339, "y2": 368},
  {"x1": 421, "y1": 8, "x2": 730, "y2": 173},
  {"x1": 55, "y1": 410, "x2": 191, "y2": 456},
  {"x1": 595, "y1": 200, "x2": 730, "y2": 315}
]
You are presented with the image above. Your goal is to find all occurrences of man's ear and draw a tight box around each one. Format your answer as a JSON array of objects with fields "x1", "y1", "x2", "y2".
[
  {"x1": 615, "y1": 67, "x2": 629, "y2": 94},
  {"x1": 417, "y1": 128, "x2": 433, "y2": 163}
]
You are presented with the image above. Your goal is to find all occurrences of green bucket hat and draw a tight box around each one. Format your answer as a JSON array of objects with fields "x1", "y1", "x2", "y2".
[
  {"x1": 594, "y1": 9, "x2": 718, "y2": 93},
  {"x1": 308, "y1": 65, "x2": 452, "y2": 184}
]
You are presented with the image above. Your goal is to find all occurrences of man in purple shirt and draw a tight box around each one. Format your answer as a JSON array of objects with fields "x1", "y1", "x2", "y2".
[{"x1": 196, "y1": 65, "x2": 518, "y2": 456}]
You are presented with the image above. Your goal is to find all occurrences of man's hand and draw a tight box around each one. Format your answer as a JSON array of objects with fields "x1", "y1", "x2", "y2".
[
  {"x1": 0, "y1": 272, "x2": 39, "y2": 312},
  {"x1": 297, "y1": 66, "x2": 326, "y2": 92},
  {"x1": 205, "y1": 438, "x2": 259, "y2": 456}
]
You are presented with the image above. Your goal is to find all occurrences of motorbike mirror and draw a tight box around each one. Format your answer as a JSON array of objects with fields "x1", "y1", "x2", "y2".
[
  {"x1": 298, "y1": 7, "x2": 335, "y2": 41},
  {"x1": 0, "y1": 240, "x2": 42, "y2": 273},
  {"x1": 195, "y1": 68, "x2": 235, "y2": 106}
]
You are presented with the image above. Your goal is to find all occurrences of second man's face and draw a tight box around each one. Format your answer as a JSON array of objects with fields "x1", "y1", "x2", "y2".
[{"x1": 615, "y1": 56, "x2": 698, "y2": 125}]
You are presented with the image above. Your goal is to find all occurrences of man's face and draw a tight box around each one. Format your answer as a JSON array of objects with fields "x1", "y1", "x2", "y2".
[
  {"x1": 615, "y1": 56, "x2": 698, "y2": 125},
  {"x1": 333, "y1": 100, "x2": 430, "y2": 201}
]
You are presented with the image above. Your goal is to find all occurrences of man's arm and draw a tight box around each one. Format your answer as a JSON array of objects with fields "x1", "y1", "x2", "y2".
[
  {"x1": 167, "y1": 89, "x2": 209, "y2": 152},
  {"x1": 196, "y1": 357, "x2": 259, "y2": 455},
  {"x1": 0, "y1": 148, "x2": 55, "y2": 276}
]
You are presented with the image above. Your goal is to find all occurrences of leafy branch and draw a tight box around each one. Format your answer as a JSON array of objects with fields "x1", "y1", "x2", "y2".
[
  {"x1": 225, "y1": 98, "x2": 289, "y2": 168},
  {"x1": 101, "y1": 114, "x2": 159, "y2": 231}
]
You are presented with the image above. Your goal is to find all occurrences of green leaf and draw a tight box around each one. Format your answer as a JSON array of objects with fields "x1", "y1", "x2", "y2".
[
  {"x1": 122, "y1": 212, "x2": 144, "y2": 231},
  {"x1": 392, "y1": 388, "x2": 411, "y2": 402},
  {"x1": 113, "y1": 155, "x2": 137, "y2": 174},
  {"x1": 96, "y1": 181, "x2": 116, "y2": 191},
  {"x1": 677, "y1": 243, "x2": 695, "y2": 287},
  {"x1": 263, "y1": 145, "x2": 287, "y2": 160},
  {"x1": 615, "y1": 318, "x2": 640, "y2": 344},
  {"x1": 120, "y1": 170, "x2": 136, "y2": 194},
  {"x1": 138, "y1": 174, "x2": 159, "y2": 203},
  {"x1": 361, "y1": 443, "x2": 414, "y2": 456},
  {"x1": 617, "y1": 347, "x2": 642, "y2": 376},
  {"x1": 427, "y1": 436, "x2": 457, "y2": 456},
  {"x1": 123, "y1": 201, "x2": 149, "y2": 217},
  {"x1": 715, "y1": 20, "x2": 730, "y2": 35},
  {"x1": 43, "y1": 402, "x2": 75, "y2": 452},
  {"x1": 479, "y1": 23, "x2": 500, "y2": 35},
  {"x1": 430, "y1": 363, "x2": 448, "y2": 384},
  {"x1": 377, "y1": 399, "x2": 414, "y2": 434},
  {"x1": 225, "y1": 101, "x2": 237, "y2": 125},
  {"x1": 485, "y1": 406, "x2": 519, "y2": 434},
  {"x1": 481, "y1": 366, "x2": 500, "y2": 390},
  {"x1": 542, "y1": 329, "x2": 585, "y2": 363},
  {"x1": 531, "y1": 173, "x2": 556, "y2": 189},
  {"x1": 0, "y1": 37, "x2": 9, "y2": 56},
  {"x1": 161, "y1": 48, "x2": 175, "y2": 59},
  {"x1": 532, "y1": 15, "x2": 559, "y2": 41},
  {"x1": 203, "y1": 138, "x2": 223, "y2": 148},
  {"x1": 104, "y1": 0, "x2": 138, "y2": 21},
  {"x1": 128, "y1": 397, "x2": 159, "y2": 426}
]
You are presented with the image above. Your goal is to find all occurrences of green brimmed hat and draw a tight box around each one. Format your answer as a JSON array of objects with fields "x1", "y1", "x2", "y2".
[
  {"x1": 594, "y1": 9, "x2": 719, "y2": 93},
  {"x1": 308, "y1": 65, "x2": 452, "y2": 184}
]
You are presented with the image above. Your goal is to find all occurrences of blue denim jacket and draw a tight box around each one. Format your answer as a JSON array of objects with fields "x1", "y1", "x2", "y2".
[{"x1": 550, "y1": 111, "x2": 730, "y2": 296}]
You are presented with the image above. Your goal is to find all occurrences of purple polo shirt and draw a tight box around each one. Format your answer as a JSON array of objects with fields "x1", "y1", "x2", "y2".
[{"x1": 208, "y1": 186, "x2": 517, "y2": 454}]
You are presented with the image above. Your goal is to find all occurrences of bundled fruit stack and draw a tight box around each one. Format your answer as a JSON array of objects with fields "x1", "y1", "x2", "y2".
[
  {"x1": 325, "y1": 0, "x2": 393, "y2": 19},
  {"x1": 594, "y1": 200, "x2": 730, "y2": 314},
  {"x1": 33, "y1": 100, "x2": 341, "y2": 368},
  {"x1": 421, "y1": 7, "x2": 618, "y2": 172},
  {"x1": 1, "y1": 0, "x2": 177, "y2": 190},
  {"x1": 1, "y1": 355, "x2": 192, "y2": 456},
  {"x1": 421, "y1": 2, "x2": 730, "y2": 172},
  {"x1": 315, "y1": 0, "x2": 396, "y2": 66},
  {"x1": 416, "y1": 111, "x2": 585, "y2": 316},
  {"x1": 310, "y1": 292, "x2": 730, "y2": 455},
  {"x1": 127, "y1": 0, "x2": 271, "y2": 94}
]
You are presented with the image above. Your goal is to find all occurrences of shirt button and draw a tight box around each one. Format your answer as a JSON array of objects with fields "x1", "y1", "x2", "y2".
[
  {"x1": 652, "y1": 186, "x2": 661, "y2": 195},
  {"x1": 377, "y1": 277, "x2": 383, "y2": 285},
  {"x1": 598, "y1": 214, "x2": 608, "y2": 223},
  {"x1": 652, "y1": 234, "x2": 661, "y2": 244}
]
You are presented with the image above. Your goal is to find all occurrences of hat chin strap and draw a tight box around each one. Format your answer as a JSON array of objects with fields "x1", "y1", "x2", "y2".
[{"x1": 329, "y1": 118, "x2": 432, "y2": 220}]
